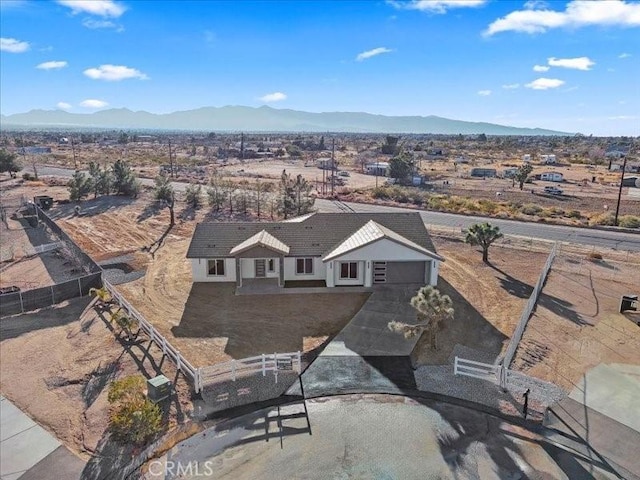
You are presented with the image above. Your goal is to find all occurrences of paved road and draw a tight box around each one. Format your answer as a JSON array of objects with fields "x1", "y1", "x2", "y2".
[
  {"x1": 144, "y1": 394, "x2": 623, "y2": 480},
  {"x1": 33, "y1": 166, "x2": 640, "y2": 252}
]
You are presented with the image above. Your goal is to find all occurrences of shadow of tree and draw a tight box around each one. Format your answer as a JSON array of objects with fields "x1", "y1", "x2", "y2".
[
  {"x1": 49, "y1": 195, "x2": 135, "y2": 220},
  {"x1": 137, "y1": 201, "x2": 163, "y2": 223}
]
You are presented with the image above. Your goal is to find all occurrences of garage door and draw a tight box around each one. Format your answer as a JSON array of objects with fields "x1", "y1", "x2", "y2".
[{"x1": 385, "y1": 261, "x2": 426, "y2": 284}]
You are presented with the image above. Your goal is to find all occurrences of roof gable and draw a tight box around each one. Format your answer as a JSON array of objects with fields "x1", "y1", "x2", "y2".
[{"x1": 229, "y1": 229, "x2": 290, "y2": 256}]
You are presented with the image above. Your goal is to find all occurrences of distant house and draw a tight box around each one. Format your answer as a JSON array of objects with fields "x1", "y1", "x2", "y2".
[
  {"x1": 187, "y1": 213, "x2": 443, "y2": 289},
  {"x1": 59, "y1": 137, "x2": 69, "y2": 145},
  {"x1": 622, "y1": 176, "x2": 639, "y2": 188},
  {"x1": 522, "y1": 154, "x2": 531, "y2": 162},
  {"x1": 19, "y1": 146, "x2": 51, "y2": 155},
  {"x1": 541, "y1": 154, "x2": 557, "y2": 165},
  {"x1": 538, "y1": 171, "x2": 563, "y2": 182},
  {"x1": 364, "y1": 162, "x2": 390, "y2": 176},
  {"x1": 503, "y1": 168, "x2": 519, "y2": 178},
  {"x1": 605, "y1": 145, "x2": 630, "y2": 159},
  {"x1": 316, "y1": 158, "x2": 334, "y2": 170},
  {"x1": 470, "y1": 168, "x2": 497, "y2": 178}
]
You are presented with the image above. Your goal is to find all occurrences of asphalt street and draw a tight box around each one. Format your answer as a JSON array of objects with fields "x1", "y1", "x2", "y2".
[{"x1": 33, "y1": 166, "x2": 640, "y2": 252}]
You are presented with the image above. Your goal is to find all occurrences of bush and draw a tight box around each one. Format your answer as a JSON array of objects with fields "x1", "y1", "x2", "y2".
[
  {"x1": 371, "y1": 186, "x2": 391, "y2": 200},
  {"x1": 108, "y1": 375, "x2": 163, "y2": 445},
  {"x1": 22, "y1": 172, "x2": 35, "y2": 181},
  {"x1": 589, "y1": 212, "x2": 615, "y2": 226},
  {"x1": 567, "y1": 210, "x2": 582, "y2": 219},
  {"x1": 520, "y1": 203, "x2": 543, "y2": 216},
  {"x1": 587, "y1": 252, "x2": 603, "y2": 261},
  {"x1": 618, "y1": 215, "x2": 640, "y2": 229}
]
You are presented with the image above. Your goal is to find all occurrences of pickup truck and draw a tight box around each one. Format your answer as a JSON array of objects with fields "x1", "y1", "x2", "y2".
[{"x1": 543, "y1": 186, "x2": 563, "y2": 195}]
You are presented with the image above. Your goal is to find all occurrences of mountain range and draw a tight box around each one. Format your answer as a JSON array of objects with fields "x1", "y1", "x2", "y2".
[{"x1": 0, "y1": 105, "x2": 570, "y2": 135}]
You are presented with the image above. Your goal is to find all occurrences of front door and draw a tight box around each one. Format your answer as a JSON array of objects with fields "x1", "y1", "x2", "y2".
[{"x1": 255, "y1": 259, "x2": 266, "y2": 278}]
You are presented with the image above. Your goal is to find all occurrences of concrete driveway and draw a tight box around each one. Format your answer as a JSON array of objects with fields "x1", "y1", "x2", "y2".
[{"x1": 288, "y1": 285, "x2": 422, "y2": 397}]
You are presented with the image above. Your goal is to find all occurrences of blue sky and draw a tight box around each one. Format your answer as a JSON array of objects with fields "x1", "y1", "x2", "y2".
[{"x1": 1, "y1": 0, "x2": 639, "y2": 135}]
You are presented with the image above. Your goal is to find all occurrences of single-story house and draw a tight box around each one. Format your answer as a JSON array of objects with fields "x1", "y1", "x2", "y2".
[
  {"x1": 187, "y1": 213, "x2": 443, "y2": 289},
  {"x1": 364, "y1": 162, "x2": 390, "y2": 176},
  {"x1": 538, "y1": 171, "x2": 563, "y2": 182},
  {"x1": 541, "y1": 154, "x2": 557, "y2": 165},
  {"x1": 470, "y1": 168, "x2": 497, "y2": 178}
]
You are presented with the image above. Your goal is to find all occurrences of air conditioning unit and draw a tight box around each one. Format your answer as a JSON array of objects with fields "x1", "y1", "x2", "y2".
[{"x1": 147, "y1": 375, "x2": 172, "y2": 403}]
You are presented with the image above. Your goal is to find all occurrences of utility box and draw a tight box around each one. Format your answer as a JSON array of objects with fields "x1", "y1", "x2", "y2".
[
  {"x1": 147, "y1": 375, "x2": 172, "y2": 403},
  {"x1": 33, "y1": 195, "x2": 54, "y2": 211},
  {"x1": 620, "y1": 295, "x2": 638, "y2": 313}
]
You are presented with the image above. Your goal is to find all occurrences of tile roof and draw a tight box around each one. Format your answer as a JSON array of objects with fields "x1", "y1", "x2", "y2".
[
  {"x1": 186, "y1": 212, "x2": 437, "y2": 259},
  {"x1": 322, "y1": 220, "x2": 442, "y2": 262},
  {"x1": 229, "y1": 230, "x2": 290, "y2": 255}
]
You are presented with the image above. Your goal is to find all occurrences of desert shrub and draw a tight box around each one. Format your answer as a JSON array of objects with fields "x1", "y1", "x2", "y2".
[
  {"x1": 411, "y1": 194, "x2": 424, "y2": 206},
  {"x1": 427, "y1": 196, "x2": 446, "y2": 210},
  {"x1": 22, "y1": 172, "x2": 35, "y2": 181},
  {"x1": 589, "y1": 212, "x2": 615, "y2": 226},
  {"x1": 548, "y1": 207, "x2": 565, "y2": 216},
  {"x1": 395, "y1": 191, "x2": 410, "y2": 203},
  {"x1": 477, "y1": 199, "x2": 499, "y2": 214},
  {"x1": 520, "y1": 203, "x2": 543, "y2": 216},
  {"x1": 108, "y1": 375, "x2": 163, "y2": 445},
  {"x1": 618, "y1": 215, "x2": 640, "y2": 229},
  {"x1": 587, "y1": 251, "x2": 603, "y2": 261},
  {"x1": 371, "y1": 186, "x2": 391, "y2": 200},
  {"x1": 567, "y1": 210, "x2": 582, "y2": 219}
]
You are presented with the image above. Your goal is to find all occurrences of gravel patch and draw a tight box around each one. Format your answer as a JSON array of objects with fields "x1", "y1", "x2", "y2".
[{"x1": 99, "y1": 254, "x2": 146, "y2": 285}]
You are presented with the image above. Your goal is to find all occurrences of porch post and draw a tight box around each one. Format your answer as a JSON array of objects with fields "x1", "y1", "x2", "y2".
[
  {"x1": 236, "y1": 258, "x2": 242, "y2": 287},
  {"x1": 279, "y1": 256, "x2": 284, "y2": 287}
]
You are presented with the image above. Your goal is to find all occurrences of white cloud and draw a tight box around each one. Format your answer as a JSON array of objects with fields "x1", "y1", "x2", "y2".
[
  {"x1": 259, "y1": 92, "x2": 287, "y2": 103},
  {"x1": 548, "y1": 56, "x2": 595, "y2": 70},
  {"x1": 356, "y1": 47, "x2": 393, "y2": 61},
  {"x1": 57, "y1": 0, "x2": 126, "y2": 17},
  {"x1": 82, "y1": 18, "x2": 124, "y2": 31},
  {"x1": 36, "y1": 60, "x2": 68, "y2": 70},
  {"x1": 525, "y1": 78, "x2": 565, "y2": 90},
  {"x1": 607, "y1": 115, "x2": 638, "y2": 120},
  {"x1": 56, "y1": 102, "x2": 72, "y2": 110},
  {"x1": 502, "y1": 83, "x2": 520, "y2": 89},
  {"x1": 80, "y1": 99, "x2": 109, "y2": 108},
  {"x1": 477, "y1": 89, "x2": 492, "y2": 96},
  {"x1": 388, "y1": 0, "x2": 487, "y2": 14},
  {"x1": 618, "y1": 52, "x2": 632, "y2": 58},
  {"x1": 533, "y1": 64, "x2": 550, "y2": 72},
  {"x1": 484, "y1": 0, "x2": 640, "y2": 36},
  {"x1": 0, "y1": 37, "x2": 29, "y2": 53},
  {"x1": 84, "y1": 64, "x2": 148, "y2": 81}
]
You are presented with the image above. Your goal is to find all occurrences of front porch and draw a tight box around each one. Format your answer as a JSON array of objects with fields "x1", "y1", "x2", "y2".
[{"x1": 235, "y1": 278, "x2": 373, "y2": 296}]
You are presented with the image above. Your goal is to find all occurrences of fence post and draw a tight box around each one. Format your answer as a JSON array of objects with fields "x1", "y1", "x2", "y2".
[
  {"x1": 297, "y1": 351, "x2": 301, "y2": 373},
  {"x1": 262, "y1": 354, "x2": 266, "y2": 376},
  {"x1": 19, "y1": 291, "x2": 24, "y2": 313},
  {"x1": 78, "y1": 277, "x2": 83, "y2": 297}
]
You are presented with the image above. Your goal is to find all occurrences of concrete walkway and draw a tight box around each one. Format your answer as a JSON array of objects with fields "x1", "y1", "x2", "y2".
[{"x1": 0, "y1": 396, "x2": 84, "y2": 480}]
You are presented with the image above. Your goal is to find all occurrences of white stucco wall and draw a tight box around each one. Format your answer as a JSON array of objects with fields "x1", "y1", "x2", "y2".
[
  {"x1": 283, "y1": 257, "x2": 326, "y2": 281},
  {"x1": 191, "y1": 258, "x2": 236, "y2": 283}
]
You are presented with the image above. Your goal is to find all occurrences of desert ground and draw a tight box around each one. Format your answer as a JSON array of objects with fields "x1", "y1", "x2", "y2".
[
  {"x1": 512, "y1": 252, "x2": 640, "y2": 391},
  {"x1": 0, "y1": 297, "x2": 193, "y2": 459}
]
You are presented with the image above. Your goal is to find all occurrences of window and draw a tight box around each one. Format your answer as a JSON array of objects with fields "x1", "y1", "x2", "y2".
[
  {"x1": 267, "y1": 258, "x2": 275, "y2": 272},
  {"x1": 207, "y1": 259, "x2": 225, "y2": 276},
  {"x1": 296, "y1": 258, "x2": 313, "y2": 275},
  {"x1": 340, "y1": 262, "x2": 358, "y2": 279}
]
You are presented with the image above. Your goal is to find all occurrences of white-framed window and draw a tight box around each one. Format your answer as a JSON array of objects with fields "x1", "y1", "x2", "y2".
[
  {"x1": 340, "y1": 262, "x2": 358, "y2": 279},
  {"x1": 207, "y1": 259, "x2": 226, "y2": 276},
  {"x1": 296, "y1": 258, "x2": 313, "y2": 275},
  {"x1": 267, "y1": 258, "x2": 275, "y2": 272}
]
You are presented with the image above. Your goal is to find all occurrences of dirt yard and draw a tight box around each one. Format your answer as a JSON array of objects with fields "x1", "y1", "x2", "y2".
[
  {"x1": 413, "y1": 237, "x2": 550, "y2": 365},
  {"x1": 117, "y1": 239, "x2": 370, "y2": 367},
  {"x1": 0, "y1": 297, "x2": 193, "y2": 459},
  {"x1": 512, "y1": 253, "x2": 640, "y2": 391}
]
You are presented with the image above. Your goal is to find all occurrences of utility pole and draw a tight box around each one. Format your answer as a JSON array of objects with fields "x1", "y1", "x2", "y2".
[
  {"x1": 240, "y1": 132, "x2": 245, "y2": 161},
  {"x1": 331, "y1": 138, "x2": 335, "y2": 197},
  {"x1": 167, "y1": 138, "x2": 174, "y2": 178},
  {"x1": 614, "y1": 154, "x2": 628, "y2": 226},
  {"x1": 71, "y1": 137, "x2": 78, "y2": 171}
]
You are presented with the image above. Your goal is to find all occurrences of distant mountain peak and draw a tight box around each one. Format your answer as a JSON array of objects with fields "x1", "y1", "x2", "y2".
[{"x1": 0, "y1": 105, "x2": 571, "y2": 135}]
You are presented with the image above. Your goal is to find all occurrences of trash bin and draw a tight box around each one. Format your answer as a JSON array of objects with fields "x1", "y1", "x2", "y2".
[{"x1": 620, "y1": 295, "x2": 638, "y2": 313}]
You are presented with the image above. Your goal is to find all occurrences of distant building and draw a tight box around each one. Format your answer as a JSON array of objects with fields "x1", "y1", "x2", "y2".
[
  {"x1": 316, "y1": 158, "x2": 334, "y2": 170},
  {"x1": 622, "y1": 176, "x2": 639, "y2": 188},
  {"x1": 503, "y1": 168, "x2": 518, "y2": 178},
  {"x1": 522, "y1": 154, "x2": 531, "y2": 162},
  {"x1": 541, "y1": 154, "x2": 557, "y2": 165},
  {"x1": 605, "y1": 145, "x2": 630, "y2": 159},
  {"x1": 365, "y1": 162, "x2": 390, "y2": 176},
  {"x1": 19, "y1": 147, "x2": 51, "y2": 155},
  {"x1": 470, "y1": 168, "x2": 497, "y2": 178},
  {"x1": 59, "y1": 137, "x2": 69, "y2": 145},
  {"x1": 538, "y1": 171, "x2": 563, "y2": 182}
]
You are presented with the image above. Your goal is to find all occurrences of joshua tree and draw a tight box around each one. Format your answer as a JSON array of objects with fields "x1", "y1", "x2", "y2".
[
  {"x1": 515, "y1": 163, "x2": 533, "y2": 191},
  {"x1": 465, "y1": 222, "x2": 503, "y2": 263},
  {"x1": 388, "y1": 285, "x2": 454, "y2": 350}
]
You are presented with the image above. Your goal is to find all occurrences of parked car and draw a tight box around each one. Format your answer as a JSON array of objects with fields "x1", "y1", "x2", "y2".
[
  {"x1": 544, "y1": 186, "x2": 563, "y2": 195},
  {"x1": 337, "y1": 171, "x2": 350, "y2": 177}
]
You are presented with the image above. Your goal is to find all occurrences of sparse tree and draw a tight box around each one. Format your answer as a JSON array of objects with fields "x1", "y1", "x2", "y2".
[
  {"x1": 68, "y1": 170, "x2": 93, "y2": 201},
  {"x1": 0, "y1": 149, "x2": 21, "y2": 176},
  {"x1": 388, "y1": 285, "x2": 454, "y2": 350},
  {"x1": 88, "y1": 161, "x2": 112, "y2": 198},
  {"x1": 254, "y1": 178, "x2": 266, "y2": 219},
  {"x1": 292, "y1": 174, "x2": 315, "y2": 216},
  {"x1": 515, "y1": 163, "x2": 533, "y2": 191},
  {"x1": 389, "y1": 153, "x2": 413, "y2": 183},
  {"x1": 465, "y1": 222, "x2": 503, "y2": 263},
  {"x1": 184, "y1": 183, "x2": 202, "y2": 209},
  {"x1": 154, "y1": 172, "x2": 175, "y2": 226},
  {"x1": 278, "y1": 170, "x2": 296, "y2": 219},
  {"x1": 112, "y1": 159, "x2": 140, "y2": 197},
  {"x1": 206, "y1": 171, "x2": 226, "y2": 212}
]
